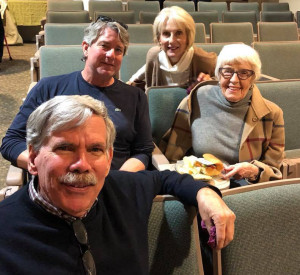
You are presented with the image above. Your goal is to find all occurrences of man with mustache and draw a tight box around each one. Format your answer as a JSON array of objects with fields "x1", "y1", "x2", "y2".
[
  {"x1": 0, "y1": 95, "x2": 235, "y2": 274},
  {"x1": 1, "y1": 16, "x2": 153, "y2": 173}
]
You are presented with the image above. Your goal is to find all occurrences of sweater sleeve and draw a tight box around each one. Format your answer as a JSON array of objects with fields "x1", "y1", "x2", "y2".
[{"x1": 129, "y1": 89, "x2": 154, "y2": 167}]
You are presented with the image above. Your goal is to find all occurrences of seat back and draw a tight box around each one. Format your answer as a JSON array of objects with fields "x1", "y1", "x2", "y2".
[
  {"x1": 149, "y1": 195, "x2": 203, "y2": 275},
  {"x1": 195, "y1": 23, "x2": 207, "y2": 43},
  {"x1": 222, "y1": 11, "x2": 257, "y2": 34},
  {"x1": 297, "y1": 11, "x2": 300, "y2": 28},
  {"x1": 94, "y1": 11, "x2": 136, "y2": 25},
  {"x1": 252, "y1": 41, "x2": 300, "y2": 79},
  {"x1": 214, "y1": 179, "x2": 300, "y2": 275},
  {"x1": 47, "y1": 0, "x2": 84, "y2": 11},
  {"x1": 89, "y1": 0, "x2": 123, "y2": 21},
  {"x1": 257, "y1": 22, "x2": 299, "y2": 42},
  {"x1": 127, "y1": 1, "x2": 160, "y2": 23},
  {"x1": 163, "y1": 1, "x2": 195, "y2": 12},
  {"x1": 261, "y1": 2, "x2": 290, "y2": 12},
  {"x1": 256, "y1": 80, "x2": 300, "y2": 151},
  {"x1": 230, "y1": 2, "x2": 260, "y2": 21},
  {"x1": 46, "y1": 10, "x2": 90, "y2": 23},
  {"x1": 139, "y1": 11, "x2": 158, "y2": 24},
  {"x1": 210, "y1": 22, "x2": 254, "y2": 45},
  {"x1": 146, "y1": 86, "x2": 187, "y2": 145},
  {"x1": 120, "y1": 43, "x2": 154, "y2": 82},
  {"x1": 39, "y1": 45, "x2": 84, "y2": 78},
  {"x1": 44, "y1": 23, "x2": 88, "y2": 45},
  {"x1": 192, "y1": 11, "x2": 219, "y2": 37},
  {"x1": 195, "y1": 42, "x2": 244, "y2": 56},
  {"x1": 127, "y1": 24, "x2": 153, "y2": 43},
  {"x1": 260, "y1": 11, "x2": 294, "y2": 22},
  {"x1": 197, "y1": 2, "x2": 228, "y2": 22}
]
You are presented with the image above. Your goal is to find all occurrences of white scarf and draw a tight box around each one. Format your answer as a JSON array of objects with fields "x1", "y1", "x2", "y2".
[{"x1": 158, "y1": 47, "x2": 194, "y2": 86}]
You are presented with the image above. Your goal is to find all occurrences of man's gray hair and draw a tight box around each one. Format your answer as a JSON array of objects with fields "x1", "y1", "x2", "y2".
[
  {"x1": 26, "y1": 95, "x2": 116, "y2": 153},
  {"x1": 82, "y1": 19, "x2": 129, "y2": 60}
]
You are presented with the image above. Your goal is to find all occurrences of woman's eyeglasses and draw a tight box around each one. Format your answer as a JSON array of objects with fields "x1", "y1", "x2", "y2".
[
  {"x1": 219, "y1": 68, "x2": 255, "y2": 80},
  {"x1": 72, "y1": 219, "x2": 96, "y2": 275},
  {"x1": 96, "y1": 15, "x2": 128, "y2": 30}
]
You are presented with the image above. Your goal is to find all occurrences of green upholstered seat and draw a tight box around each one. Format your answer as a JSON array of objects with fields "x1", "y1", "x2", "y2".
[
  {"x1": 47, "y1": 0, "x2": 84, "y2": 11},
  {"x1": 44, "y1": 23, "x2": 89, "y2": 45},
  {"x1": 230, "y1": 2, "x2": 260, "y2": 21},
  {"x1": 210, "y1": 22, "x2": 254, "y2": 45},
  {"x1": 148, "y1": 195, "x2": 203, "y2": 275},
  {"x1": 197, "y1": 2, "x2": 227, "y2": 22},
  {"x1": 222, "y1": 11, "x2": 258, "y2": 34},
  {"x1": 127, "y1": 24, "x2": 153, "y2": 43},
  {"x1": 190, "y1": 11, "x2": 219, "y2": 37},
  {"x1": 163, "y1": 1, "x2": 195, "y2": 12},
  {"x1": 46, "y1": 11, "x2": 90, "y2": 23},
  {"x1": 146, "y1": 86, "x2": 187, "y2": 145},
  {"x1": 94, "y1": 11, "x2": 136, "y2": 25},
  {"x1": 260, "y1": 11, "x2": 294, "y2": 22},
  {"x1": 88, "y1": 0, "x2": 123, "y2": 21},
  {"x1": 195, "y1": 23, "x2": 207, "y2": 44},
  {"x1": 253, "y1": 41, "x2": 300, "y2": 79},
  {"x1": 139, "y1": 11, "x2": 158, "y2": 24},
  {"x1": 261, "y1": 2, "x2": 290, "y2": 12},
  {"x1": 39, "y1": 45, "x2": 84, "y2": 79},
  {"x1": 120, "y1": 43, "x2": 154, "y2": 82},
  {"x1": 256, "y1": 80, "x2": 300, "y2": 152},
  {"x1": 215, "y1": 179, "x2": 300, "y2": 274},
  {"x1": 195, "y1": 42, "x2": 244, "y2": 55},
  {"x1": 257, "y1": 22, "x2": 299, "y2": 42},
  {"x1": 127, "y1": 1, "x2": 160, "y2": 23}
]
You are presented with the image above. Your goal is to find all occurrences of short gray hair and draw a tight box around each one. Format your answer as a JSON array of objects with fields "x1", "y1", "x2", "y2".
[
  {"x1": 26, "y1": 95, "x2": 116, "y2": 153},
  {"x1": 215, "y1": 44, "x2": 262, "y2": 82},
  {"x1": 82, "y1": 19, "x2": 129, "y2": 60}
]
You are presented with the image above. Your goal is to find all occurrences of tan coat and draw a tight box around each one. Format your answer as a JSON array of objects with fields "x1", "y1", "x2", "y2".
[{"x1": 160, "y1": 81, "x2": 284, "y2": 183}]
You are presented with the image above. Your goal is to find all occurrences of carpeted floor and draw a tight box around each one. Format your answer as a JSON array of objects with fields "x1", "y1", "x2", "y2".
[{"x1": 0, "y1": 43, "x2": 36, "y2": 189}]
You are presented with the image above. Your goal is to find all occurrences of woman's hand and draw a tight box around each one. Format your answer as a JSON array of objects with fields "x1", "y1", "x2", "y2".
[
  {"x1": 197, "y1": 72, "x2": 212, "y2": 82},
  {"x1": 222, "y1": 162, "x2": 260, "y2": 181}
]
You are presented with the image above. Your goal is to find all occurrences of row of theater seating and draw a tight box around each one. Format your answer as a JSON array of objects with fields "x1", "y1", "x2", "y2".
[
  {"x1": 31, "y1": 20, "x2": 300, "y2": 82},
  {"x1": 45, "y1": 1, "x2": 300, "y2": 25}
]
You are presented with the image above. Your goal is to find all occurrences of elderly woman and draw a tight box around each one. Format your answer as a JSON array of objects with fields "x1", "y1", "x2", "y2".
[
  {"x1": 162, "y1": 44, "x2": 284, "y2": 184},
  {"x1": 128, "y1": 6, "x2": 216, "y2": 89}
]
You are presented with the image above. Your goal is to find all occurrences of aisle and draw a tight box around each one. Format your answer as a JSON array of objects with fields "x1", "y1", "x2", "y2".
[{"x1": 0, "y1": 43, "x2": 36, "y2": 189}]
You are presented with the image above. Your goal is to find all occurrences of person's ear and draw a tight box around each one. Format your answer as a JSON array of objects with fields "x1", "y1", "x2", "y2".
[
  {"x1": 105, "y1": 147, "x2": 114, "y2": 177},
  {"x1": 28, "y1": 145, "x2": 38, "y2": 176},
  {"x1": 82, "y1": 41, "x2": 89, "y2": 57}
]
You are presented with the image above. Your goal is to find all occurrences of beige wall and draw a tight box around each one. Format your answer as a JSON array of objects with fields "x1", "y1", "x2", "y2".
[{"x1": 280, "y1": 0, "x2": 300, "y2": 14}]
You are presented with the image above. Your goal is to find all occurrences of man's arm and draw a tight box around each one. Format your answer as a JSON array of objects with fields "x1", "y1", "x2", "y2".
[
  {"x1": 157, "y1": 170, "x2": 235, "y2": 250},
  {"x1": 196, "y1": 188, "x2": 235, "y2": 250}
]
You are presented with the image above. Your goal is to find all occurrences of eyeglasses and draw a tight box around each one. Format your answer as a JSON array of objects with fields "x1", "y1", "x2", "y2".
[
  {"x1": 96, "y1": 15, "x2": 128, "y2": 30},
  {"x1": 72, "y1": 219, "x2": 96, "y2": 275},
  {"x1": 219, "y1": 67, "x2": 255, "y2": 80}
]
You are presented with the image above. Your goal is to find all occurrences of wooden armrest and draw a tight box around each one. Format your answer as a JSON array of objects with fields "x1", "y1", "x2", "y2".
[
  {"x1": 30, "y1": 56, "x2": 40, "y2": 83},
  {"x1": 259, "y1": 74, "x2": 280, "y2": 81},
  {"x1": 6, "y1": 165, "x2": 24, "y2": 186},
  {"x1": 35, "y1": 32, "x2": 44, "y2": 51},
  {"x1": 152, "y1": 143, "x2": 170, "y2": 170}
]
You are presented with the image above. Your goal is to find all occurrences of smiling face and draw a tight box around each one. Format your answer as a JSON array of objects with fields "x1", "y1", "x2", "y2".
[
  {"x1": 82, "y1": 27, "x2": 124, "y2": 86},
  {"x1": 219, "y1": 62, "x2": 255, "y2": 103},
  {"x1": 159, "y1": 19, "x2": 188, "y2": 66},
  {"x1": 28, "y1": 115, "x2": 113, "y2": 218}
]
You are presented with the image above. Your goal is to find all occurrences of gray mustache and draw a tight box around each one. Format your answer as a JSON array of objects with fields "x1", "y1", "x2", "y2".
[{"x1": 59, "y1": 172, "x2": 97, "y2": 186}]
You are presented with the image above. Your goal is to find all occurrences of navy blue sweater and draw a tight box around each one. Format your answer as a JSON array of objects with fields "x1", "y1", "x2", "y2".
[
  {"x1": 0, "y1": 71, "x2": 154, "y2": 169},
  {"x1": 0, "y1": 170, "x2": 218, "y2": 274}
]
